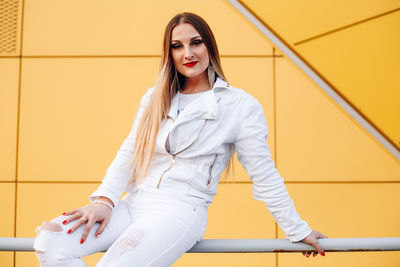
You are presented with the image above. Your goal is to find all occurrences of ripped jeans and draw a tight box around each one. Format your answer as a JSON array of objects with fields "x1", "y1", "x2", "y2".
[{"x1": 33, "y1": 188, "x2": 208, "y2": 267}]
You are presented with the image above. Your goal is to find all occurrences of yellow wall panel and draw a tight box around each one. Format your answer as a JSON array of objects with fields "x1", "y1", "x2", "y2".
[
  {"x1": 0, "y1": 183, "x2": 15, "y2": 266},
  {"x1": 174, "y1": 253, "x2": 275, "y2": 267},
  {"x1": 207, "y1": 183, "x2": 275, "y2": 238},
  {"x1": 15, "y1": 252, "x2": 37, "y2": 267},
  {"x1": 0, "y1": 183, "x2": 15, "y2": 236},
  {"x1": 0, "y1": 59, "x2": 19, "y2": 180},
  {"x1": 0, "y1": 251, "x2": 14, "y2": 267},
  {"x1": 241, "y1": 0, "x2": 400, "y2": 43},
  {"x1": 22, "y1": 0, "x2": 272, "y2": 56},
  {"x1": 277, "y1": 183, "x2": 400, "y2": 266},
  {"x1": 296, "y1": 11, "x2": 400, "y2": 150},
  {"x1": 276, "y1": 58, "x2": 400, "y2": 181},
  {"x1": 221, "y1": 57, "x2": 275, "y2": 182},
  {"x1": 18, "y1": 58, "x2": 159, "y2": 181}
]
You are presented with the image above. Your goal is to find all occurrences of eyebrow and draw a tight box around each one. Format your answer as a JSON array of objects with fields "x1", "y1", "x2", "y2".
[{"x1": 171, "y1": 36, "x2": 202, "y2": 43}]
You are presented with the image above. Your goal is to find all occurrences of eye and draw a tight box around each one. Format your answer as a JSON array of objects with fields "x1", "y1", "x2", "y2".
[
  {"x1": 191, "y1": 39, "x2": 203, "y2": 46},
  {"x1": 171, "y1": 43, "x2": 182, "y2": 49}
]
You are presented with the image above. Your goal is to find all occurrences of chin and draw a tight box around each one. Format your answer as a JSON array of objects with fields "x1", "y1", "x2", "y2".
[
  {"x1": 179, "y1": 69, "x2": 207, "y2": 80},
  {"x1": 183, "y1": 73, "x2": 201, "y2": 79}
]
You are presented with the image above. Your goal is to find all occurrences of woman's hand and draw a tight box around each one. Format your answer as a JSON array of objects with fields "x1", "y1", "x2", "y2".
[
  {"x1": 301, "y1": 230, "x2": 327, "y2": 257},
  {"x1": 62, "y1": 197, "x2": 114, "y2": 244}
]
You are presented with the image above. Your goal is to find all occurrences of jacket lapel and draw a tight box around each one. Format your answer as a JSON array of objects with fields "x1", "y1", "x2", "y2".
[
  {"x1": 165, "y1": 77, "x2": 230, "y2": 154},
  {"x1": 167, "y1": 77, "x2": 229, "y2": 123}
]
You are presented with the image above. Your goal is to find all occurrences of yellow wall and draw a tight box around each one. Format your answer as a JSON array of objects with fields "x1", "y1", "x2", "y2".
[
  {"x1": 1, "y1": 0, "x2": 399, "y2": 266},
  {"x1": 242, "y1": 0, "x2": 400, "y2": 151}
]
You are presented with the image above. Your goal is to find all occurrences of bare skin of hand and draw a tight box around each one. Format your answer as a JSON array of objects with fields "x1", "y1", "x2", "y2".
[
  {"x1": 62, "y1": 196, "x2": 114, "y2": 244},
  {"x1": 301, "y1": 230, "x2": 327, "y2": 257}
]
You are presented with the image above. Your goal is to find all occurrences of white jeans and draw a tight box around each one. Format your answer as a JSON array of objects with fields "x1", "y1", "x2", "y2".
[{"x1": 33, "y1": 188, "x2": 208, "y2": 267}]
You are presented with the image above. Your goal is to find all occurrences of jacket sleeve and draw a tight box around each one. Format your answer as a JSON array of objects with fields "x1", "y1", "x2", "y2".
[
  {"x1": 233, "y1": 97, "x2": 312, "y2": 242},
  {"x1": 89, "y1": 86, "x2": 155, "y2": 207}
]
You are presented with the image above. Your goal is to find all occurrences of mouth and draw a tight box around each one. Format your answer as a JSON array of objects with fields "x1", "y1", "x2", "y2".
[{"x1": 183, "y1": 61, "x2": 198, "y2": 67}]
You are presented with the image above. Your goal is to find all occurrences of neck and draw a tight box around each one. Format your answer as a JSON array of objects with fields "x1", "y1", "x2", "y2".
[{"x1": 182, "y1": 72, "x2": 210, "y2": 94}]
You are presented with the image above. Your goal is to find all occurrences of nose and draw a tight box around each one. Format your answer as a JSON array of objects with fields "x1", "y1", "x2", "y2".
[{"x1": 184, "y1": 46, "x2": 194, "y2": 60}]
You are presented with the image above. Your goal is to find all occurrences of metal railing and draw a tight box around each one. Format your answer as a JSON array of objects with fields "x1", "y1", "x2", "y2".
[{"x1": 1, "y1": 237, "x2": 400, "y2": 252}]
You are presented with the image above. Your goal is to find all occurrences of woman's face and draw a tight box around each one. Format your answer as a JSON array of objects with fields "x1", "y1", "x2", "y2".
[{"x1": 170, "y1": 23, "x2": 210, "y2": 81}]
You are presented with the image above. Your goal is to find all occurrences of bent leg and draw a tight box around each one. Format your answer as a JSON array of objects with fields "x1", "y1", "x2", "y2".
[
  {"x1": 96, "y1": 194, "x2": 208, "y2": 267},
  {"x1": 33, "y1": 200, "x2": 133, "y2": 267}
]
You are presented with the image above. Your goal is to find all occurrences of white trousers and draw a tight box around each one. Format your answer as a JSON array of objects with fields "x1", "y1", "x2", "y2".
[{"x1": 33, "y1": 188, "x2": 208, "y2": 267}]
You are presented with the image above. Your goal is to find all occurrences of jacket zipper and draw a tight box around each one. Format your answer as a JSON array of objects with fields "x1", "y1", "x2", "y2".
[
  {"x1": 157, "y1": 117, "x2": 209, "y2": 189},
  {"x1": 156, "y1": 155, "x2": 176, "y2": 188},
  {"x1": 207, "y1": 154, "x2": 218, "y2": 188}
]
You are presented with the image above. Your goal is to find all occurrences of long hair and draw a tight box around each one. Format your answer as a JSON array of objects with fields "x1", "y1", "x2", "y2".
[{"x1": 130, "y1": 12, "x2": 234, "y2": 183}]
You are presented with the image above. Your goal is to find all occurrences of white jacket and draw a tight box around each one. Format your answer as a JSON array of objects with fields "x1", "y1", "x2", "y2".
[{"x1": 90, "y1": 77, "x2": 312, "y2": 242}]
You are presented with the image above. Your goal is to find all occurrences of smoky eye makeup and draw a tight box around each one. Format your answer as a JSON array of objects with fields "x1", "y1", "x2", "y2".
[
  {"x1": 171, "y1": 43, "x2": 182, "y2": 49},
  {"x1": 170, "y1": 38, "x2": 203, "y2": 49},
  {"x1": 191, "y1": 39, "x2": 203, "y2": 45}
]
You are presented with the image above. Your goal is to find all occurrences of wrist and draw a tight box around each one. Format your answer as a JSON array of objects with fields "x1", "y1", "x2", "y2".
[
  {"x1": 95, "y1": 196, "x2": 114, "y2": 207},
  {"x1": 92, "y1": 199, "x2": 114, "y2": 210}
]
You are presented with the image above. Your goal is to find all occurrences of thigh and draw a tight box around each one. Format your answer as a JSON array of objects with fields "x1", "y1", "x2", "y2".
[
  {"x1": 96, "y1": 193, "x2": 208, "y2": 267},
  {"x1": 34, "y1": 199, "x2": 133, "y2": 258}
]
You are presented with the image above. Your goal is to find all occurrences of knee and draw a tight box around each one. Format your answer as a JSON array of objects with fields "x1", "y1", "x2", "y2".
[
  {"x1": 34, "y1": 222, "x2": 67, "y2": 266},
  {"x1": 34, "y1": 222, "x2": 63, "y2": 249}
]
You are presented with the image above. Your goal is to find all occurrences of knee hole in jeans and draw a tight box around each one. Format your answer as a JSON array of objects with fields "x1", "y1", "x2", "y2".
[
  {"x1": 34, "y1": 222, "x2": 63, "y2": 253},
  {"x1": 39, "y1": 222, "x2": 63, "y2": 233}
]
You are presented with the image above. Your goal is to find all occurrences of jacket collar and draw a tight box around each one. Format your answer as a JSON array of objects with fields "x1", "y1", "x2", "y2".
[{"x1": 167, "y1": 76, "x2": 230, "y2": 121}]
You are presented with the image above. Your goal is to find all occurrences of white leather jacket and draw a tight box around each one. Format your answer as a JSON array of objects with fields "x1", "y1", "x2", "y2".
[{"x1": 90, "y1": 77, "x2": 312, "y2": 242}]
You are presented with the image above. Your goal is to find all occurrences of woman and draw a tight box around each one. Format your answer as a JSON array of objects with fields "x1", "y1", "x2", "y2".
[{"x1": 34, "y1": 12, "x2": 326, "y2": 267}]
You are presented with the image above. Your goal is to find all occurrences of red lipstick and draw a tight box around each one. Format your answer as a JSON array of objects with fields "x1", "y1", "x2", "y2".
[{"x1": 183, "y1": 61, "x2": 198, "y2": 67}]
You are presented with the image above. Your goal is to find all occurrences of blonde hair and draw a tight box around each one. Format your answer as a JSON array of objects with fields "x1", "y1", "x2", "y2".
[{"x1": 130, "y1": 12, "x2": 234, "y2": 183}]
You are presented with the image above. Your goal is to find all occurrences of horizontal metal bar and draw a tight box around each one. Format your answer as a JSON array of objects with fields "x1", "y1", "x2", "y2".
[
  {"x1": 188, "y1": 238, "x2": 400, "y2": 253},
  {"x1": 0, "y1": 238, "x2": 34, "y2": 252},
  {"x1": 1, "y1": 238, "x2": 400, "y2": 252}
]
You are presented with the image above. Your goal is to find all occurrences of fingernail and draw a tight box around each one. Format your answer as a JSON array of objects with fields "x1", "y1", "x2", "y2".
[
  {"x1": 67, "y1": 229, "x2": 72, "y2": 234},
  {"x1": 96, "y1": 233, "x2": 100, "y2": 238},
  {"x1": 62, "y1": 220, "x2": 67, "y2": 224},
  {"x1": 80, "y1": 238, "x2": 84, "y2": 244},
  {"x1": 321, "y1": 251, "x2": 325, "y2": 256},
  {"x1": 62, "y1": 212, "x2": 66, "y2": 215}
]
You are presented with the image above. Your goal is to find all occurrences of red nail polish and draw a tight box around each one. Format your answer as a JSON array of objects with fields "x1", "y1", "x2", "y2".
[
  {"x1": 67, "y1": 229, "x2": 72, "y2": 234},
  {"x1": 96, "y1": 233, "x2": 100, "y2": 238},
  {"x1": 62, "y1": 212, "x2": 66, "y2": 215},
  {"x1": 80, "y1": 238, "x2": 84, "y2": 244},
  {"x1": 321, "y1": 251, "x2": 325, "y2": 256},
  {"x1": 62, "y1": 220, "x2": 67, "y2": 224}
]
